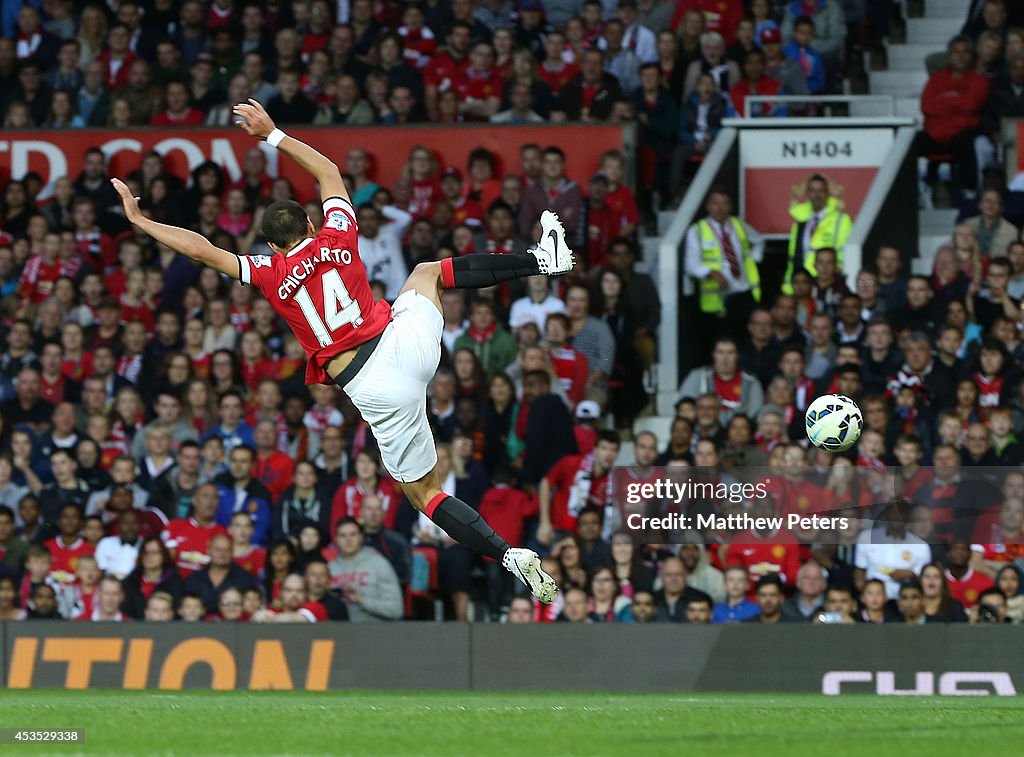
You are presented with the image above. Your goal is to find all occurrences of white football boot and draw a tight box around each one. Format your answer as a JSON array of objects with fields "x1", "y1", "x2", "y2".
[
  {"x1": 502, "y1": 547, "x2": 558, "y2": 604},
  {"x1": 528, "y1": 210, "x2": 575, "y2": 275}
]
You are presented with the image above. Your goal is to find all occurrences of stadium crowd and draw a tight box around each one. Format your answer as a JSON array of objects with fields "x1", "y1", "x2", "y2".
[{"x1": 0, "y1": 0, "x2": 1023, "y2": 629}]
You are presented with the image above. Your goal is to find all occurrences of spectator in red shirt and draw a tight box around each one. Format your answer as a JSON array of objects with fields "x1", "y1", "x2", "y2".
[
  {"x1": 150, "y1": 81, "x2": 205, "y2": 126},
  {"x1": 161, "y1": 483, "x2": 229, "y2": 577},
  {"x1": 920, "y1": 36, "x2": 991, "y2": 202},
  {"x1": 98, "y1": 23, "x2": 138, "y2": 88},
  {"x1": 583, "y1": 173, "x2": 628, "y2": 269},
  {"x1": 729, "y1": 49, "x2": 785, "y2": 117},
  {"x1": 423, "y1": 21, "x2": 472, "y2": 121},
  {"x1": 252, "y1": 573, "x2": 328, "y2": 622},
  {"x1": 538, "y1": 30, "x2": 580, "y2": 95},
  {"x1": 440, "y1": 168, "x2": 485, "y2": 228},
  {"x1": 671, "y1": 0, "x2": 745, "y2": 46},
  {"x1": 17, "y1": 230, "x2": 62, "y2": 304},
  {"x1": 252, "y1": 420, "x2": 295, "y2": 503},
  {"x1": 452, "y1": 41, "x2": 504, "y2": 122},
  {"x1": 71, "y1": 197, "x2": 115, "y2": 272},
  {"x1": 537, "y1": 430, "x2": 620, "y2": 546},
  {"x1": 44, "y1": 503, "x2": 94, "y2": 585},
  {"x1": 543, "y1": 313, "x2": 590, "y2": 407}
]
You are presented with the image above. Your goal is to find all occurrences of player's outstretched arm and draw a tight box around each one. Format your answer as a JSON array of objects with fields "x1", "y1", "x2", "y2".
[
  {"x1": 233, "y1": 99, "x2": 348, "y2": 206},
  {"x1": 111, "y1": 178, "x2": 242, "y2": 280}
]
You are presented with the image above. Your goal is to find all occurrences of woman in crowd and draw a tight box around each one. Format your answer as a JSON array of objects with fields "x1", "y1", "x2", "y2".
[
  {"x1": 920, "y1": 562, "x2": 968, "y2": 622},
  {"x1": 552, "y1": 535, "x2": 588, "y2": 590},
  {"x1": 262, "y1": 538, "x2": 298, "y2": 610},
  {"x1": 609, "y1": 530, "x2": 655, "y2": 599},
  {"x1": 0, "y1": 576, "x2": 26, "y2": 620},
  {"x1": 332, "y1": 449, "x2": 399, "y2": 531},
  {"x1": 452, "y1": 348, "x2": 488, "y2": 403},
  {"x1": 996, "y1": 564, "x2": 1024, "y2": 623},
  {"x1": 275, "y1": 461, "x2": 332, "y2": 542},
  {"x1": 593, "y1": 267, "x2": 647, "y2": 430},
  {"x1": 481, "y1": 372, "x2": 518, "y2": 476},
  {"x1": 588, "y1": 565, "x2": 628, "y2": 622},
  {"x1": 122, "y1": 537, "x2": 184, "y2": 619}
]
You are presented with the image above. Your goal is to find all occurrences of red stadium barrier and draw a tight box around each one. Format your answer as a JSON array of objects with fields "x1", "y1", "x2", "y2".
[{"x1": 0, "y1": 125, "x2": 629, "y2": 202}]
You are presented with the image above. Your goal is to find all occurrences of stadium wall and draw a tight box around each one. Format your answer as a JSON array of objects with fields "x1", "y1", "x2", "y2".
[
  {"x1": 4, "y1": 624, "x2": 1021, "y2": 695},
  {"x1": 0, "y1": 124, "x2": 632, "y2": 203}
]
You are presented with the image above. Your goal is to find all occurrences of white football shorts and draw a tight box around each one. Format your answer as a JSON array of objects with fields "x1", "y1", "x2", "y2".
[{"x1": 341, "y1": 289, "x2": 443, "y2": 482}]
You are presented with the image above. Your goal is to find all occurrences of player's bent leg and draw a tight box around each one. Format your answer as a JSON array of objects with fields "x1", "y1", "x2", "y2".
[
  {"x1": 403, "y1": 467, "x2": 558, "y2": 604},
  {"x1": 430, "y1": 211, "x2": 576, "y2": 291},
  {"x1": 398, "y1": 261, "x2": 444, "y2": 313}
]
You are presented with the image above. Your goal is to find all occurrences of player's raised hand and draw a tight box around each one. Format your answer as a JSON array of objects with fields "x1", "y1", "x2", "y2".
[
  {"x1": 110, "y1": 177, "x2": 143, "y2": 225},
  {"x1": 233, "y1": 98, "x2": 277, "y2": 140}
]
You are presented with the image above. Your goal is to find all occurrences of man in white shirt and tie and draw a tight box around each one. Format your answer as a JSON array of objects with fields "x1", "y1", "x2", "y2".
[
  {"x1": 684, "y1": 188, "x2": 765, "y2": 358},
  {"x1": 617, "y1": 0, "x2": 658, "y2": 64}
]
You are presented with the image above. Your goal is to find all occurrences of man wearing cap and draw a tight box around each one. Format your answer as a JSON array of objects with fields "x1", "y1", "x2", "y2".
[
  {"x1": 759, "y1": 24, "x2": 808, "y2": 99},
  {"x1": 573, "y1": 400, "x2": 602, "y2": 454},
  {"x1": 513, "y1": 0, "x2": 553, "y2": 60},
  {"x1": 684, "y1": 187, "x2": 765, "y2": 347}
]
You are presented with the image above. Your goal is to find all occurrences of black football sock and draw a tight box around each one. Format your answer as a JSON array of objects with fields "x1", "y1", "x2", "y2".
[
  {"x1": 424, "y1": 493, "x2": 509, "y2": 561},
  {"x1": 439, "y1": 253, "x2": 540, "y2": 289}
]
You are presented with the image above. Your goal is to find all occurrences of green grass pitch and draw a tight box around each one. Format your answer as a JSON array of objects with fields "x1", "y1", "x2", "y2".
[{"x1": 3, "y1": 690, "x2": 1024, "y2": 756}]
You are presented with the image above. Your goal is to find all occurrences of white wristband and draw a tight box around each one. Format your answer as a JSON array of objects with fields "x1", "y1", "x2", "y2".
[{"x1": 266, "y1": 128, "x2": 287, "y2": 148}]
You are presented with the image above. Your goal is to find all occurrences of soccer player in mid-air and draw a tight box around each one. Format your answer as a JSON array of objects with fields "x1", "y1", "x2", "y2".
[{"x1": 111, "y1": 99, "x2": 566, "y2": 603}]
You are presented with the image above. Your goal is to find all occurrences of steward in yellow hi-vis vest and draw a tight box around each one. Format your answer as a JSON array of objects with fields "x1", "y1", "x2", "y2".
[
  {"x1": 783, "y1": 174, "x2": 852, "y2": 292},
  {"x1": 684, "y1": 189, "x2": 765, "y2": 353}
]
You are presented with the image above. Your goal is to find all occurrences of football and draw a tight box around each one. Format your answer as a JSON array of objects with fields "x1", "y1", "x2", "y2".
[{"x1": 805, "y1": 393, "x2": 864, "y2": 453}]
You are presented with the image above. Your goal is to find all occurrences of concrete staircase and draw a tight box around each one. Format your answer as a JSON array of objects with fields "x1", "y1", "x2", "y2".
[
  {"x1": 861, "y1": 0, "x2": 964, "y2": 122},
  {"x1": 861, "y1": 0, "x2": 963, "y2": 267},
  {"x1": 913, "y1": 208, "x2": 958, "y2": 274}
]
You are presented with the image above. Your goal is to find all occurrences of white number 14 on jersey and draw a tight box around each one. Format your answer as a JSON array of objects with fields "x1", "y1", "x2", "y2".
[{"x1": 295, "y1": 268, "x2": 364, "y2": 347}]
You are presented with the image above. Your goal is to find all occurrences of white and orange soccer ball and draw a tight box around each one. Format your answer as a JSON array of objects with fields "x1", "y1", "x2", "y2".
[{"x1": 805, "y1": 393, "x2": 863, "y2": 453}]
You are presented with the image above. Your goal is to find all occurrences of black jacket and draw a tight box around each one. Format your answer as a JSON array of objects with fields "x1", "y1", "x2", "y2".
[
  {"x1": 555, "y1": 74, "x2": 622, "y2": 121},
  {"x1": 184, "y1": 564, "x2": 258, "y2": 615},
  {"x1": 122, "y1": 567, "x2": 185, "y2": 619},
  {"x1": 521, "y1": 394, "x2": 578, "y2": 486}
]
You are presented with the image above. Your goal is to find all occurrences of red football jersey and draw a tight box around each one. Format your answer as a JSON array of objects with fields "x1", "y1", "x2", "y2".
[
  {"x1": 240, "y1": 197, "x2": 393, "y2": 385},
  {"x1": 43, "y1": 537, "x2": 95, "y2": 584},
  {"x1": 162, "y1": 517, "x2": 229, "y2": 577},
  {"x1": 234, "y1": 546, "x2": 267, "y2": 577},
  {"x1": 945, "y1": 567, "x2": 993, "y2": 609}
]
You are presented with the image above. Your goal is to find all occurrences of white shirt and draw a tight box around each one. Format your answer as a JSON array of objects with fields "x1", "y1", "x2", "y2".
[
  {"x1": 442, "y1": 321, "x2": 467, "y2": 355},
  {"x1": 508, "y1": 294, "x2": 567, "y2": 330},
  {"x1": 358, "y1": 205, "x2": 412, "y2": 300},
  {"x1": 622, "y1": 23, "x2": 658, "y2": 64},
  {"x1": 94, "y1": 535, "x2": 142, "y2": 580},
  {"x1": 854, "y1": 529, "x2": 932, "y2": 599},
  {"x1": 802, "y1": 210, "x2": 825, "y2": 255},
  {"x1": 684, "y1": 217, "x2": 765, "y2": 294}
]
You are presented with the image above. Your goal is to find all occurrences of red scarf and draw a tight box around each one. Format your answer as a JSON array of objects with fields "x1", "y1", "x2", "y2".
[
  {"x1": 468, "y1": 323, "x2": 496, "y2": 343},
  {"x1": 515, "y1": 401, "x2": 530, "y2": 445}
]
